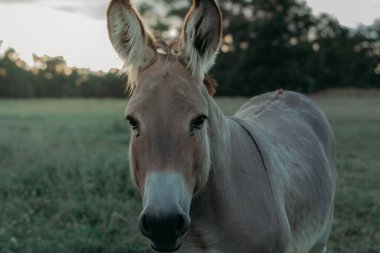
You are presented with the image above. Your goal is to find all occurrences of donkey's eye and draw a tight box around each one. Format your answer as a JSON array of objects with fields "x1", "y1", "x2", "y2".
[
  {"x1": 190, "y1": 114, "x2": 208, "y2": 136},
  {"x1": 126, "y1": 116, "x2": 140, "y2": 137},
  {"x1": 126, "y1": 116, "x2": 139, "y2": 128}
]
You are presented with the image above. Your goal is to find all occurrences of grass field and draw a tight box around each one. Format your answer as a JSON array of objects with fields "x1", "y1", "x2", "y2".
[{"x1": 0, "y1": 92, "x2": 379, "y2": 253}]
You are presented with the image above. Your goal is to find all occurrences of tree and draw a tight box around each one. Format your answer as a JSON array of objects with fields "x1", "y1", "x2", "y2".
[
  {"x1": 159, "y1": 0, "x2": 380, "y2": 95},
  {"x1": 0, "y1": 1, "x2": 379, "y2": 98}
]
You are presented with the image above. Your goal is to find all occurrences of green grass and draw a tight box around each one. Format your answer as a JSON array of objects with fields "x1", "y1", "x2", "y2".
[
  {"x1": 312, "y1": 93, "x2": 380, "y2": 253},
  {"x1": 0, "y1": 99, "x2": 146, "y2": 253},
  {"x1": 0, "y1": 94, "x2": 379, "y2": 253}
]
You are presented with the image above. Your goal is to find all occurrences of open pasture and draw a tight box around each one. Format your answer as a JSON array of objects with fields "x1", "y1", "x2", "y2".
[{"x1": 0, "y1": 92, "x2": 379, "y2": 253}]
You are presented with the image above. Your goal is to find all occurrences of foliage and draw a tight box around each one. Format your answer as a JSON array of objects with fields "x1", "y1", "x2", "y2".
[
  {"x1": 163, "y1": 0, "x2": 380, "y2": 95},
  {"x1": 0, "y1": 0, "x2": 379, "y2": 97},
  {"x1": 0, "y1": 50, "x2": 126, "y2": 98}
]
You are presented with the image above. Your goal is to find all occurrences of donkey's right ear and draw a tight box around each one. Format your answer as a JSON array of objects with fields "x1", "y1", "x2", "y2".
[{"x1": 107, "y1": 0, "x2": 156, "y2": 88}]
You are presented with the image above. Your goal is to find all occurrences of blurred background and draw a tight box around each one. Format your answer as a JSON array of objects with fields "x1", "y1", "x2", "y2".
[
  {"x1": 0, "y1": 0, "x2": 379, "y2": 252},
  {"x1": 0, "y1": 0, "x2": 379, "y2": 96}
]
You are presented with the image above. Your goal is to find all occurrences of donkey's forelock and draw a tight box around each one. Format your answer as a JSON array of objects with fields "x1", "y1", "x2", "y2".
[{"x1": 107, "y1": 0, "x2": 223, "y2": 93}]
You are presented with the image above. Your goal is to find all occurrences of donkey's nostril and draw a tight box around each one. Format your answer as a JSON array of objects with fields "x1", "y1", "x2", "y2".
[
  {"x1": 175, "y1": 213, "x2": 190, "y2": 237},
  {"x1": 139, "y1": 214, "x2": 152, "y2": 237},
  {"x1": 139, "y1": 212, "x2": 189, "y2": 240},
  {"x1": 142, "y1": 215, "x2": 150, "y2": 232},
  {"x1": 176, "y1": 215, "x2": 184, "y2": 231}
]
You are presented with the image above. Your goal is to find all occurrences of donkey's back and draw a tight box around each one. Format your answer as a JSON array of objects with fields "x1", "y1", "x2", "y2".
[{"x1": 234, "y1": 90, "x2": 336, "y2": 253}]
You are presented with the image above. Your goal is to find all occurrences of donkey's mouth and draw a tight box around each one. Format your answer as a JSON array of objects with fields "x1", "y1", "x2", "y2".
[{"x1": 151, "y1": 241, "x2": 182, "y2": 253}]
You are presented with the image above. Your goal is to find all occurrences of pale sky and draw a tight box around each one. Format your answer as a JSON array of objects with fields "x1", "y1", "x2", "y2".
[{"x1": 0, "y1": 0, "x2": 379, "y2": 71}]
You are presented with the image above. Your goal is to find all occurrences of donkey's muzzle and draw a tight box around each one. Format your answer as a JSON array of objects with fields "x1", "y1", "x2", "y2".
[
  {"x1": 139, "y1": 211, "x2": 190, "y2": 252},
  {"x1": 140, "y1": 171, "x2": 192, "y2": 252}
]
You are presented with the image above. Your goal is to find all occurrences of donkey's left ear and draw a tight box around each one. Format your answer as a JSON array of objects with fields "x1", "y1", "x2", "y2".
[{"x1": 180, "y1": 0, "x2": 223, "y2": 83}]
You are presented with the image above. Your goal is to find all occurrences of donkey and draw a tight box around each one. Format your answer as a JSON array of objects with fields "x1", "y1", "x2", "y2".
[{"x1": 107, "y1": 0, "x2": 336, "y2": 252}]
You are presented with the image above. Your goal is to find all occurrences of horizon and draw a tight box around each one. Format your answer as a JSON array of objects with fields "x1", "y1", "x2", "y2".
[{"x1": 0, "y1": 0, "x2": 379, "y2": 72}]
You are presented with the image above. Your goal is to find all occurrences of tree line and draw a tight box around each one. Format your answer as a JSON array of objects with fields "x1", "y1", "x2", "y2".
[
  {"x1": 0, "y1": 0, "x2": 379, "y2": 98},
  {"x1": 0, "y1": 50, "x2": 125, "y2": 98}
]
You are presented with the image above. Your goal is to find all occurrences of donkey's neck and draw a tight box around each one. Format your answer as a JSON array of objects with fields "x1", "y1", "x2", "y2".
[
  {"x1": 201, "y1": 89, "x2": 232, "y2": 190},
  {"x1": 186, "y1": 92, "x2": 276, "y2": 252},
  {"x1": 184, "y1": 92, "x2": 234, "y2": 250},
  {"x1": 206, "y1": 95, "x2": 231, "y2": 168}
]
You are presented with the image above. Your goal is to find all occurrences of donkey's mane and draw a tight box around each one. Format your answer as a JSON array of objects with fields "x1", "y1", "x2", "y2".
[{"x1": 203, "y1": 75, "x2": 217, "y2": 96}]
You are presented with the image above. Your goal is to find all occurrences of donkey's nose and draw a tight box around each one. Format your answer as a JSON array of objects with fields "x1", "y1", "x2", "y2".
[
  {"x1": 139, "y1": 212, "x2": 190, "y2": 238},
  {"x1": 139, "y1": 211, "x2": 190, "y2": 252}
]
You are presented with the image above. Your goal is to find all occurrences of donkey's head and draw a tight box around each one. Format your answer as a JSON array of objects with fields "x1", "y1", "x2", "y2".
[{"x1": 107, "y1": 0, "x2": 222, "y2": 251}]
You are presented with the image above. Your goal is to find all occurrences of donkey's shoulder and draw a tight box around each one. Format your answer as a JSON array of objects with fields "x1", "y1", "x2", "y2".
[{"x1": 233, "y1": 90, "x2": 334, "y2": 158}]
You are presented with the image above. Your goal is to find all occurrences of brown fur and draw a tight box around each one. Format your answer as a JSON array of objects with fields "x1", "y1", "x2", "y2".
[{"x1": 203, "y1": 75, "x2": 217, "y2": 96}]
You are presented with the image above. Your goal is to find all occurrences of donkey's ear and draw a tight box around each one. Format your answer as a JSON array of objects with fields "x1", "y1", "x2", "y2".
[
  {"x1": 180, "y1": 0, "x2": 222, "y2": 83},
  {"x1": 107, "y1": 0, "x2": 156, "y2": 88}
]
